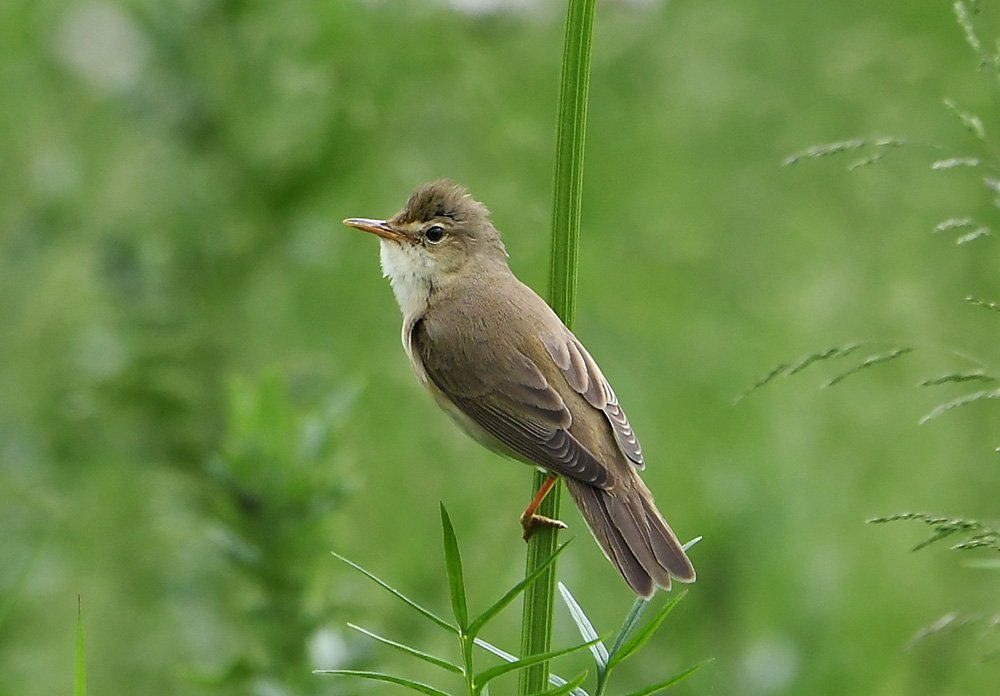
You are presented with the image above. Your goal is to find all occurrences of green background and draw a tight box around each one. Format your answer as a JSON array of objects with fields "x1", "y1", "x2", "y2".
[{"x1": 1, "y1": 0, "x2": 997, "y2": 694}]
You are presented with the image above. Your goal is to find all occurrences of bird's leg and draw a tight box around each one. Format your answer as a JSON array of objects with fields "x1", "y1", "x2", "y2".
[{"x1": 520, "y1": 474, "x2": 568, "y2": 541}]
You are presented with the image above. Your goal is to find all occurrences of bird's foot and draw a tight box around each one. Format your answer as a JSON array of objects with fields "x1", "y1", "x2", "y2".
[{"x1": 520, "y1": 512, "x2": 568, "y2": 541}]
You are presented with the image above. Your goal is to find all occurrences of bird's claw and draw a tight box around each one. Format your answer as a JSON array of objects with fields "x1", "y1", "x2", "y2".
[{"x1": 520, "y1": 513, "x2": 568, "y2": 541}]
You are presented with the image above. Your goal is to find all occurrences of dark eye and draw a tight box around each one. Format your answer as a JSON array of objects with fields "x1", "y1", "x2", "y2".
[{"x1": 425, "y1": 225, "x2": 445, "y2": 243}]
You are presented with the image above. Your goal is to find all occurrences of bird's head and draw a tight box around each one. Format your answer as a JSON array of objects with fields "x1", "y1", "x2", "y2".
[{"x1": 344, "y1": 180, "x2": 508, "y2": 291}]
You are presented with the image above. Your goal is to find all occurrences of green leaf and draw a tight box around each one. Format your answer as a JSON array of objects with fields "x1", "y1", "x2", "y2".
[
  {"x1": 347, "y1": 623, "x2": 463, "y2": 675},
  {"x1": 315, "y1": 670, "x2": 451, "y2": 696},
  {"x1": 620, "y1": 659, "x2": 712, "y2": 696},
  {"x1": 479, "y1": 637, "x2": 603, "y2": 688},
  {"x1": 75, "y1": 597, "x2": 86, "y2": 696},
  {"x1": 467, "y1": 542, "x2": 571, "y2": 639},
  {"x1": 473, "y1": 639, "x2": 590, "y2": 696},
  {"x1": 332, "y1": 552, "x2": 457, "y2": 634},
  {"x1": 474, "y1": 636, "x2": 518, "y2": 661},
  {"x1": 440, "y1": 503, "x2": 469, "y2": 631},
  {"x1": 557, "y1": 582, "x2": 608, "y2": 670},
  {"x1": 525, "y1": 671, "x2": 589, "y2": 696},
  {"x1": 606, "y1": 595, "x2": 649, "y2": 661},
  {"x1": 606, "y1": 591, "x2": 686, "y2": 670},
  {"x1": 681, "y1": 536, "x2": 703, "y2": 552}
]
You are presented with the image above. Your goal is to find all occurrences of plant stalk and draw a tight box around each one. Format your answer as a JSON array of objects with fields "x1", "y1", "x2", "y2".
[{"x1": 518, "y1": 0, "x2": 597, "y2": 694}]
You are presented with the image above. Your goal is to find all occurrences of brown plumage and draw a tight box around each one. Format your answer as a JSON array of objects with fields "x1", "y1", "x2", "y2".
[{"x1": 344, "y1": 180, "x2": 695, "y2": 597}]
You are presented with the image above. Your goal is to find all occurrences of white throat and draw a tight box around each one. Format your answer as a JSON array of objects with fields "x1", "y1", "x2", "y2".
[{"x1": 379, "y1": 239, "x2": 434, "y2": 318}]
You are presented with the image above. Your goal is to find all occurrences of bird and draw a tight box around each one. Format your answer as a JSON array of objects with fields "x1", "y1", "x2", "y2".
[{"x1": 343, "y1": 179, "x2": 695, "y2": 597}]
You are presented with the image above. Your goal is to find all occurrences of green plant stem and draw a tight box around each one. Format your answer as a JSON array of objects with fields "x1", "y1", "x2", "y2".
[
  {"x1": 463, "y1": 634, "x2": 476, "y2": 695},
  {"x1": 519, "y1": 1, "x2": 597, "y2": 694}
]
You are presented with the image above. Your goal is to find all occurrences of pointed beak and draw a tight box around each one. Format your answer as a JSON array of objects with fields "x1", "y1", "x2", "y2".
[{"x1": 342, "y1": 217, "x2": 412, "y2": 244}]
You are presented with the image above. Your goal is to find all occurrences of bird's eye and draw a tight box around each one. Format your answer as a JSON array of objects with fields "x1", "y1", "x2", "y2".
[{"x1": 425, "y1": 225, "x2": 445, "y2": 243}]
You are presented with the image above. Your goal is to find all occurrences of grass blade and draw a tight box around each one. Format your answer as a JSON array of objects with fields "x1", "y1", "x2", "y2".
[
  {"x1": 439, "y1": 504, "x2": 469, "y2": 630},
  {"x1": 314, "y1": 670, "x2": 451, "y2": 696},
  {"x1": 75, "y1": 597, "x2": 86, "y2": 696},
  {"x1": 347, "y1": 623, "x2": 463, "y2": 675},
  {"x1": 332, "y1": 552, "x2": 457, "y2": 635},
  {"x1": 468, "y1": 542, "x2": 571, "y2": 639},
  {"x1": 557, "y1": 582, "x2": 608, "y2": 670},
  {"x1": 607, "y1": 591, "x2": 686, "y2": 670}
]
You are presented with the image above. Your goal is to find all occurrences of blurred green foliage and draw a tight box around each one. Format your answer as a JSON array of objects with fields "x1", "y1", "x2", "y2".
[{"x1": 1, "y1": 1, "x2": 998, "y2": 695}]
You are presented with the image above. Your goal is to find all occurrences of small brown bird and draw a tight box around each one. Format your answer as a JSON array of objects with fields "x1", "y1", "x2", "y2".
[{"x1": 344, "y1": 180, "x2": 695, "y2": 597}]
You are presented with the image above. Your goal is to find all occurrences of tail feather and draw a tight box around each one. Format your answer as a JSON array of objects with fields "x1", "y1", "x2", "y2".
[{"x1": 563, "y1": 476, "x2": 695, "y2": 598}]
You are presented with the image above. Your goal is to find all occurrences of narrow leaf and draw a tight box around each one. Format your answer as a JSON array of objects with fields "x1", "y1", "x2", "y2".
[
  {"x1": 315, "y1": 670, "x2": 451, "y2": 696},
  {"x1": 347, "y1": 623, "x2": 463, "y2": 674},
  {"x1": 557, "y1": 582, "x2": 608, "y2": 669},
  {"x1": 526, "y1": 671, "x2": 589, "y2": 696},
  {"x1": 620, "y1": 659, "x2": 713, "y2": 696},
  {"x1": 468, "y1": 542, "x2": 571, "y2": 639},
  {"x1": 607, "y1": 591, "x2": 686, "y2": 670},
  {"x1": 439, "y1": 504, "x2": 469, "y2": 630},
  {"x1": 75, "y1": 597, "x2": 86, "y2": 696},
  {"x1": 681, "y1": 536, "x2": 703, "y2": 552},
  {"x1": 332, "y1": 552, "x2": 456, "y2": 634},
  {"x1": 607, "y1": 595, "x2": 650, "y2": 661},
  {"x1": 475, "y1": 637, "x2": 518, "y2": 662},
  {"x1": 475, "y1": 638, "x2": 590, "y2": 696},
  {"x1": 478, "y1": 637, "x2": 603, "y2": 687}
]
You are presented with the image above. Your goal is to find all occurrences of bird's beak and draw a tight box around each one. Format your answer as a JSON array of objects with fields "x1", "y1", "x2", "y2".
[{"x1": 343, "y1": 217, "x2": 412, "y2": 244}]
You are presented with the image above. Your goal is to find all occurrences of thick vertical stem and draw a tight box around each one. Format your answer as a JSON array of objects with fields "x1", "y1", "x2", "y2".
[{"x1": 518, "y1": 1, "x2": 597, "y2": 694}]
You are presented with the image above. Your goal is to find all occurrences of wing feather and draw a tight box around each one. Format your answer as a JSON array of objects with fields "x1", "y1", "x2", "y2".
[
  {"x1": 412, "y1": 319, "x2": 615, "y2": 489},
  {"x1": 542, "y1": 334, "x2": 644, "y2": 469}
]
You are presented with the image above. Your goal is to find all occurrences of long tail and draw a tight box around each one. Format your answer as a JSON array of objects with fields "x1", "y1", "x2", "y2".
[{"x1": 563, "y1": 476, "x2": 695, "y2": 598}]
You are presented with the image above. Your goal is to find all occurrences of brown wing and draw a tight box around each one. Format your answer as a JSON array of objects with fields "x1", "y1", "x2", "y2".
[
  {"x1": 540, "y1": 333, "x2": 644, "y2": 469},
  {"x1": 411, "y1": 318, "x2": 616, "y2": 489}
]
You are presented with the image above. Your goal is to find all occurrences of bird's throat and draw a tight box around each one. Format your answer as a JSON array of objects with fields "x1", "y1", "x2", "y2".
[{"x1": 379, "y1": 239, "x2": 434, "y2": 318}]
